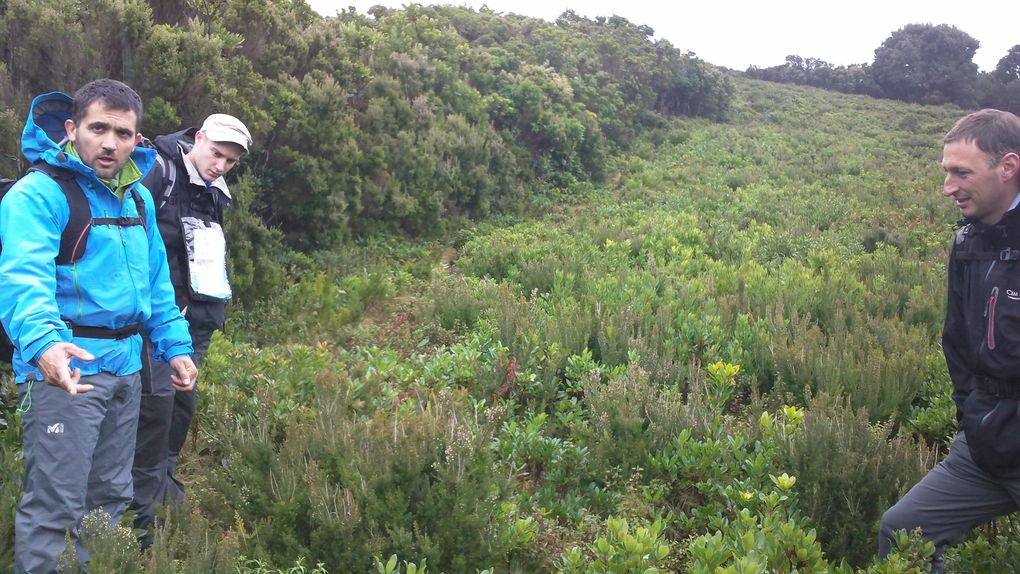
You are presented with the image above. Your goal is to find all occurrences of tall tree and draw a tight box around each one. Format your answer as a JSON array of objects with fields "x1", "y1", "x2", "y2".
[
  {"x1": 871, "y1": 23, "x2": 980, "y2": 107},
  {"x1": 995, "y1": 45, "x2": 1020, "y2": 84}
]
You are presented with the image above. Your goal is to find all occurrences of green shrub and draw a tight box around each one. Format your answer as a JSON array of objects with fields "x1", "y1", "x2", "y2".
[
  {"x1": 56, "y1": 510, "x2": 142, "y2": 574},
  {"x1": 860, "y1": 529, "x2": 936, "y2": 574},
  {"x1": 558, "y1": 517, "x2": 670, "y2": 574},
  {"x1": 143, "y1": 498, "x2": 241, "y2": 574},
  {"x1": 374, "y1": 554, "x2": 427, "y2": 574},
  {"x1": 199, "y1": 386, "x2": 506, "y2": 572},
  {"x1": 492, "y1": 412, "x2": 612, "y2": 521},
  {"x1": 944, "y1": 515, "x2": 1020, "y2": 574},
  {"x1": 581, "y1": 359, "x2": 688, "y2": 474},
  {"x1": 778, "y1": 394, "x2": 932, "y2": 567},
  {"x1": 197, "y1": 334, "x2": 337, "y2": 451},
  {"x1": 237, "y1": 556, "x2": 328, "y2": 574},
  {"x1": 686, "y1": 509, "x2": 829, "y2": 574},
  {"x1": 903, "y1": 354, "x2": 956, "y2": 449},
  {"x1": 420, "y1": 274, "x2": 498, "y2": 331},
  {"x1": 0, "y1": 378, "x2": 21, "y2": 568}
]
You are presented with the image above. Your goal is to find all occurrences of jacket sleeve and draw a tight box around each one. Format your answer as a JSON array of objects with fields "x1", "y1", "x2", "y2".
[
  {"x1": 942, "y1": 239, "x2": 973, "y2": 423},
  {"x1": 136, "y1": 181, "x2": 193, "y2": 362},
  {"x1": 0, "y1": 174, "x2": 74, "y2": 364}
]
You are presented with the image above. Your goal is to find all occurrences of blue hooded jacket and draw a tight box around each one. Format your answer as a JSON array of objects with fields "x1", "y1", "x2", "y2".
[{"x1": 0, "y1": 91, "x2": 193, "y2": 383}]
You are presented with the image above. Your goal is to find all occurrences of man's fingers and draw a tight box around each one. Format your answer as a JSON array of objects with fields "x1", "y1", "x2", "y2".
[
  {"x1": 67, "y1": 347, "x2": 95, "y2": 362},
  {"x1": 50, "y1": 367, "x2": 92, "y2": 395},
  {"x1": 172, "y1": 381, "x2": 194, "y2": 392},
  {"x1": 171, "y1": 373, "x2": 195, "y2": 392}
]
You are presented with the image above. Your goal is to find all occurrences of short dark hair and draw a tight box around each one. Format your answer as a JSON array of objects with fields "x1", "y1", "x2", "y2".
[
  {"x1": 70, "y1": 78, "x2": 143, "y2": 130},
  {"x1": 944, "y1": 109, "x2": 1020, "y2": 167}
]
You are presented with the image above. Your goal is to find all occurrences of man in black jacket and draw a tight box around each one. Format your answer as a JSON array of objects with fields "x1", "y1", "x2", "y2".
[
  {"x1": 879, "y1": 109, "x2": 1020, "y2": 572},
  {"x1": 131, "y1": 114, "x2": 251, "y2": 544}
]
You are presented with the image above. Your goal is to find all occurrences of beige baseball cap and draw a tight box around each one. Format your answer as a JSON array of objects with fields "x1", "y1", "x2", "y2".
[{"x1": 200, "y1": 113, "x2": 251, "y2": 151}]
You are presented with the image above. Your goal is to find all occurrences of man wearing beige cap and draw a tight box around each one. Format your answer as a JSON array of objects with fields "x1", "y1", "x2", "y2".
[{"x1": 131, "y1": 113, "x2": 251, "y2": 545}]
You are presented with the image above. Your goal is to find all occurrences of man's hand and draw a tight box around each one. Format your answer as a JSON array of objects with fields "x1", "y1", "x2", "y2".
[
  {"x1": 37, "y1": 343, "x2": 95, "y2": 395},
  {"x1": 169, "y1": 356, "x2": 198, "y2": 392}
]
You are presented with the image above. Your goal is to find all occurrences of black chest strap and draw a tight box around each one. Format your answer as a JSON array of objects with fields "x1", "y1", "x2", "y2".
[{"x1": 955, "y1": 247, "x2": 1020, "y2": 262}]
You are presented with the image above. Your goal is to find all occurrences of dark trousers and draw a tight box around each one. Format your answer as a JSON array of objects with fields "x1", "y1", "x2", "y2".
[
  {"x1": 15, "y1": 372, "x2": 141, "y2": 574},
  {"x1": 879, "y1": 432, "x2": 1020, "y2": 573},
  {"x1": 130, "y1": 327, "x2": 212, "y2": 545}
]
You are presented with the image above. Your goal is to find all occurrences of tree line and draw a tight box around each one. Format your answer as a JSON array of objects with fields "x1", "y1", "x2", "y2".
[
  {"x1": 0, "y1": 0, "x2": 733, "y2": 305},
  {"x1": 746, "y1": 23, "x2": 1020, "y2": 113},
  {"x1": 2, "y1": 3, "x2": 1008, "y2": 307}
]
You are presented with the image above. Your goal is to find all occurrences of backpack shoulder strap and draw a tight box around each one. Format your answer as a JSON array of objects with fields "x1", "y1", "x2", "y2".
[
  {"x1": 26, "y1": 163, "x2": 92, "y2": 265},
  {"x1": 953, "y1": 223, "x2": 1020, "y2": 262},
  {"x1": 128, "y1": 186, "x2": 147, "y2": 231},
  {"x1": 154, "y1": 153, "x2": 178, "y2": 209}
]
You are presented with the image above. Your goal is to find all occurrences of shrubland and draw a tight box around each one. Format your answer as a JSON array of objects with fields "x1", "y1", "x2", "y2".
[{"x1": 0, "y1": 1, "x2": 1016, "y2": 573}]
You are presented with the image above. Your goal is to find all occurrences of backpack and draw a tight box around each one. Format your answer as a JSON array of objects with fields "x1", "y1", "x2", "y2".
[
  {"x1": 0, "y1": 163, "x2": 147, "y2": 363},
  {"x1": 153, "y1": 152, "x2": 178, "y2": 209}
]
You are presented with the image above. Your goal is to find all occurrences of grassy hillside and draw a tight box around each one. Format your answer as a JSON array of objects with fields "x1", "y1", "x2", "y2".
[{"x1": 3, "y1": 77, "x2": 1009, "y2": 573}]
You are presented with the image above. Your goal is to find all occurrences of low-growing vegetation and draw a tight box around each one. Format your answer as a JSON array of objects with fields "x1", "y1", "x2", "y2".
[
  {"x1": 0, "y1": 2, "x2": 1015, "y2": 573},
  {"x1": 3, "y1": 75, "x2": 1000, "y2": 573}
]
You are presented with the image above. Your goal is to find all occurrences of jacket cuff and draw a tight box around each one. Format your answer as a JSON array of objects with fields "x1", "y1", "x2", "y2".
[{"x1": 26, "y1": 329, "x2": 71, "y2": 366}]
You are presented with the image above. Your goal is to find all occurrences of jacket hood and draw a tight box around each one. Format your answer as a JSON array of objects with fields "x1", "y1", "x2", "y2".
[
  {"x1": 151, "y1": 127, "x2": 196, "y2": 161},
  {"x1": 21, "y1": 91, "x2": 156, "y2": 179}
]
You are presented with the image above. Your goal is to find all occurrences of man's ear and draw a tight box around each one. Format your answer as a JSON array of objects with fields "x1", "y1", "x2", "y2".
[
  {"x1": 65, "y1": 119, "x2": 77, "y2": 142},
  {"x1": 134, "y1": 132, "x2": 142, "y2": 146},
  {"x1": 1001, "y1": 152, "x2": 1020, "y2": 182}
]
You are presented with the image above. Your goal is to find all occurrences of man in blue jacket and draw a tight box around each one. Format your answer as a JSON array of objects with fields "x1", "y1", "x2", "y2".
[{"x1": 0, "y1": 79, "x2": 197, "y2": 574}]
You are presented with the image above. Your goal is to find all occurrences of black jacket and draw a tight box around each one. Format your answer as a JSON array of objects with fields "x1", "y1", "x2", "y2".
[
  {"x1": 142, "y1": 128, "x2": 232, "y2": 331},
  {"x1": 944, "y1": 207, "x2": 1020, "y2": 476}
]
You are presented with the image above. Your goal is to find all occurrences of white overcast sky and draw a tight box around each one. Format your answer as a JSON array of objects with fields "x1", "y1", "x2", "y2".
[{"x1": 307, "y1": 0, "x2": 1015, "y2": 72}]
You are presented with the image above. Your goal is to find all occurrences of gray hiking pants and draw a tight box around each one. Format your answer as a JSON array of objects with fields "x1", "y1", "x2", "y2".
[
  {"x1": 15, "y1": 371, "x2": 141, "y2": 574},
  {"x1": 131, "y1": 327, "x2": 211, "y2": 545},
  {"x1": 879, "y1": 431, "x2": 1020, "y2": 573}
]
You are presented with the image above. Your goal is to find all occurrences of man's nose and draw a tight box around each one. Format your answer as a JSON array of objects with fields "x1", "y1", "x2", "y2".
[
  {"x1": 943, "y1": 175, "x2": 957, "y2": 196},
  {"x1": 100, "y1": 133, "x2": 118, "y2": 151}
]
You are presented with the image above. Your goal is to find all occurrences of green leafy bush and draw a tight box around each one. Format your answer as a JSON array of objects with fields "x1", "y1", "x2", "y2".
[
  {"x1": 0, "y1": 378, "x2": 21, "y2": 567},
  {"x1": 198, "y1": 386, "x2": 506, "y2": 572},
  {"x1": 558, "y1": 517, "x2": 671, "y2": 574},
  {"x1": 778, "y1": 394, "x2": 931, "y2": 566}
]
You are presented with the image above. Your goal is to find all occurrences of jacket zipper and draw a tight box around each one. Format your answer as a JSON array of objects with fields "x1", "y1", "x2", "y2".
[
  {"x1": 988, "y1": 286, "x2": 999, "y2": 350},
  {"x1": 123, "y1": 193, "x2": 141, "y2": 321},
  {"x1": 73, "y1": 261, "x2": 82, "y2": 322}
]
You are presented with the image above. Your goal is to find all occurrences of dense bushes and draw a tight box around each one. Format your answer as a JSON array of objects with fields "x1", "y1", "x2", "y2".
[
  {"x1": 0, "y1": 381, "x2": 19, "y2": 570},
  {"x1": 0, "y1": 0, "x2": 734, "y2": 274},
  {"x1": 0, "y1": 71, "x2": 971, "y2": 571},
  {"x1": 0, "y1": 2, "x2": 1009, "y2": 571}
]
